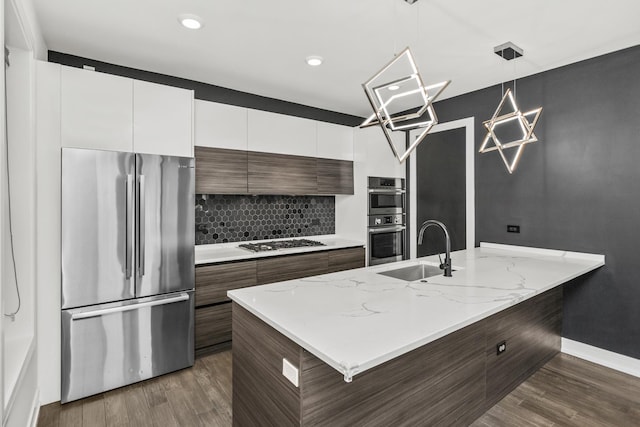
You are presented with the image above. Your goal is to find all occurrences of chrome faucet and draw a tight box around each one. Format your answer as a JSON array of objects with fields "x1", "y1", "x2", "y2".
[{"x1": 417, "y1": 220, "x2": 452, "y2": 277}]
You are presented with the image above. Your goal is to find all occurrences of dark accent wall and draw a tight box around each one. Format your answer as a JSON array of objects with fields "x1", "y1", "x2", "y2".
[
  {"x1": 48, "y1": 51, "x2": 363, "y2": 127},
  {"x1": 195, "y1": 195, "x2": 335, "y2": 245},
  {"x1": 433, "y1": 45, "x2": 640, "y2": 359},
  {"x1": 416, "y1": 128, "x2": 466, "y2": 257}
]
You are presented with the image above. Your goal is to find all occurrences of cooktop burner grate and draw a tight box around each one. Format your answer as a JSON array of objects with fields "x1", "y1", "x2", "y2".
[{"x1": 239, "y1": 239, "x2": 326, "y2": 252}]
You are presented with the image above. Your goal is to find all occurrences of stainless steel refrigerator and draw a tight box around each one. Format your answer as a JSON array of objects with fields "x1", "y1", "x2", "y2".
[{"x1": 61, "y1": 147, "x2": 195, "y2": 403}]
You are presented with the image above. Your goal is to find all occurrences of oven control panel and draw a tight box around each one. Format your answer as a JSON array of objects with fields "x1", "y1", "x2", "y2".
[{"x1": 368, "y1": 214, "x2": 405, "y2": 227}]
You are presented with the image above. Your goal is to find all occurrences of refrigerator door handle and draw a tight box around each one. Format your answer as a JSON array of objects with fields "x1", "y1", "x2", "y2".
[
  {"x1": 138, "y1": 174, "x2": 146, "y2": 277},
  {"x1": 125, "y1": 174, "x2": 133, "y2": 279},
  {"x1": 70, "y1": 293, "x2": 189, "y2": 321}
]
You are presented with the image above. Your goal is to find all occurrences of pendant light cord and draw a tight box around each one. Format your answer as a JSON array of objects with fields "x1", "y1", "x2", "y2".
[{"x1": 3, "y1": 46, "x2": 21, "y2": 321}]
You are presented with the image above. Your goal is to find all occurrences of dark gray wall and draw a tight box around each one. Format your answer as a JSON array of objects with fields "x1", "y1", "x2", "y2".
[
  {"x1": 433, "y1": 45, "x2": 640, "y2": 359},
  {"x1": 416, "y1": 128, "x2": 466, "y2": 257}
]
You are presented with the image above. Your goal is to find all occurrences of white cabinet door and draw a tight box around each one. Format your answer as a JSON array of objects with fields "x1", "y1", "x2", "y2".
[
  {"x1": 61, "y1": 66, "x2": 133, "y2": 151},
  {"x1": 194, "y1": 100, "x2": 247, "y2": 150},
  {"x1": 133, "y1": 80, "x2": 193, "y2": 157},
  {"x1": 247, "y1": 109, "x2": 316, "y2": 157},
  {"x1": 317, "y1": 122, "x2": 354, "y2": 161},
  {"x1": 356, "y1": 127, "x2": 406, "y2": 178}
]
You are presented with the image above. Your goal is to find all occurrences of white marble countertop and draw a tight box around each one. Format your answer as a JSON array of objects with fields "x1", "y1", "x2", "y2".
[
  {"x1": 228, "y1": 243, "x2": 604, "y2": 382},
  {"x1": 195, "y1": 234, "x2": 365, "y2": 265}
]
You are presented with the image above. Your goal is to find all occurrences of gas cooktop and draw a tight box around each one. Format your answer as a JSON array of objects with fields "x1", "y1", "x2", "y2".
[{"x1": 239, "y1": 239, "x2": 326, "y2": 252}]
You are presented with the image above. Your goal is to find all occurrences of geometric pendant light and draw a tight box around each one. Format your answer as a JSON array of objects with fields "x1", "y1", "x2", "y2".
[
  {"x1": 479, "y1": 42, "x2": 543, "y2": 174},
  {"x1": 361, "y1": 47, "x2": 450, "y2": 163},
  {"x1": 479, "y1": 88, "x2": 543, "y2": 173}
]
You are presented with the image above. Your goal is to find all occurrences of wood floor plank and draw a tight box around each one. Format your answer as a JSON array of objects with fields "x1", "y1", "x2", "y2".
[
  {"x1": 123, "y1": 384, "x2": 153, "y2": 427},
  {"x1": 103, "y1": 389, "x2": 129, "y2": 427},
  {"x1": 148, "y1": 401, "x2": 180, "y2": 427},
  {"x1": 39, "y1": 350, "x2": 640, "y2": 427},
  {"x1": 37, "y1": 402, "x2": 61, "y2": 427},
  {"x1": 58, "y1": 400, "x2": 83, "y2": 427},
  {"x1": 81, "y1": 395, "x2": 106, "y2": 427},
  {"x1": 141, "y1": 376, "x2": 168, "y2": 408}
]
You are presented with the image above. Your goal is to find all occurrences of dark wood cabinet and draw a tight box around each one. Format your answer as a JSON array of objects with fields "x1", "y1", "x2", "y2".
[
  {"x1": 257, "y1": 252, "x2": 328, "y2": 284},
  {"x1": 194, "y1": 146, "x2": 354, "y2": 195},
  {"x1": 195, "y1": 303, "x2": 233, "y2": 354},
  {"x1": 232, "y1": 287, "x2": 563, "y2": 426},
  {"x1": 195, "y1": 260, "x2": 257, "y2": 306},
  {"x1": 317, "y1": 158, "x2": 354, "y2": 195},
  {"x1": 484, "y1": 286, "x2": 562, "y2": 407},
  {"x1": 194, "y1": 146, "x2": 247, "y2": 194},
  {"x1": 248, "y1": 151, "x2": 317, "y2": 195},
  {"x1": 327, "y1": 247, "x2": 365, "y2": 273},
  {"x1": 195, "y1": 247, "x2": 364, "y2": 356}
]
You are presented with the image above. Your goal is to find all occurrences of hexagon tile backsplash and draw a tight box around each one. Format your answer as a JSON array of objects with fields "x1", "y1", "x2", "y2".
[{"x1": 195, "y1": 194, "x2": 335, "y2": 245}]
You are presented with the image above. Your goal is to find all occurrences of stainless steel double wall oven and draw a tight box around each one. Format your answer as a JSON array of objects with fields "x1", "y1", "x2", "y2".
[{"x1": 367, "y1": 177, "x2": 406, "y2": 265}]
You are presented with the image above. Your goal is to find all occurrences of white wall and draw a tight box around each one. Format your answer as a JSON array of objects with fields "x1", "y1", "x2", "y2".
[
  {"x1": 336, "y1": 126, "x2": 406, "y2": 264},
  {"x1": 1, "y1": 0, "x2": 46, "y2": 424},
  {"x1": 1, "y1": 0, "x2": 7, "y2": 420},
  {"x1": 35, "y1": 60, "x2": 60, "y2": 405}
]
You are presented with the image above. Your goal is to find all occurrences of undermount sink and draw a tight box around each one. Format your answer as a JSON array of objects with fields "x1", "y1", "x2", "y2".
[{"x1": 378, "y1": 263, "x2": 453, "y2": 281}]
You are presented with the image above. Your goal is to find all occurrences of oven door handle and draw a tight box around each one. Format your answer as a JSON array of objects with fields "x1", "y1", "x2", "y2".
[
  {"x1": 368, "y1": 226, "x2": 406, "y2": 233},
  {"x1": 368, "y1": 189, "x2": 406, "y2": 194}
]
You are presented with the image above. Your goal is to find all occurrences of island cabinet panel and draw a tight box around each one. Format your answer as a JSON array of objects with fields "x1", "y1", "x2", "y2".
[
  {"x1": 195, "y1": 146, "x2": 248, "y2": 194},
  {"x1": 484, "y1": 286, "x2": 563, "y2": 408},
  {"x1": 257, "y1": 252, "x2": 329, "y2": 285},
  {"x1": 233, "y1": 304, "x2": 301, "y2": 427},
  {"x1": 248, "y1": 152, "x2": 318, "y2": 195},
  {"x1": 317, "y1": 158, "x2": 354, "y2": 195},
  {"x1": 195, "y1": 260, "x2": 257, "y2": 306},
  {"x1": 300, "y1": 321, "x2": 487, "y2": 427},
  {"x1": 195, "y1": 304, "x2": 233, "y2": 351},
  {"x1": 326, "y1": 247, "x2": 365, "y2": 273},
  {"x1": 231, "y1": 287, "x2": 565, "y2": 426}
]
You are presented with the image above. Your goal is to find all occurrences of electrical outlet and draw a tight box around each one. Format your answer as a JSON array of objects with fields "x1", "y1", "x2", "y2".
[
  {"x1": 282, "y1": 358, "x2": 299, "y2": 387},
  {"x1": 496, "y1": 341, "x2": 507, "y2": 355},
  {"x1": 507, "y1": 225, "x2": 520, "y2": 233}
]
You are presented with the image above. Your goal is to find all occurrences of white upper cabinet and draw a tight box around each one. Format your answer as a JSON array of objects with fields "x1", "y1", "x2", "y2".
[
  {"x1": 133, "y1": 80, "x2": 193, "y2": 157},
  {"x1": 195, "y1": 100, "x2": 247, "y2": 150},
  {"x1": 61, "y1": 66, "x2": 133, "y2": 151},
  {"x1": 247, "y1": 109, "x2": 316, "y2": 157},
  {"x1": 317, "y1": 122, "x2": 354, "y2": 161},
  {"x1": 60, "y1": 66, "x2": 193, "y2": 156},
  {"x1": 355, "y1": 126, "x2": 406, "y2": 178}
]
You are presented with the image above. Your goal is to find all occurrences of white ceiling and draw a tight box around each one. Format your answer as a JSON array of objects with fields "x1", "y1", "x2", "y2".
[{"x1": 32, "y1": 0, "x2": 640, "y2": 117}]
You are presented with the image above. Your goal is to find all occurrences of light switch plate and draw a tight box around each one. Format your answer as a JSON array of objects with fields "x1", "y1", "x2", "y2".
[{"x1": 282, "y1": 358, "x2": 299, "y2": 387}]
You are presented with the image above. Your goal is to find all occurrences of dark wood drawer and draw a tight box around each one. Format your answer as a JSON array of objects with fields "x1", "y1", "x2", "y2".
[
  {"x1": 327, "y1": 247, "x2": 365, "y2": 273},
  {"x1": 317, "y1": 158, "x2": 354, "y2": 195},
  {"x1": 195, "y1": 260, "x2": 257, "y2": 307},
  {"x1": 195, "y1": 146, "x2": 248, "y2": 194},
  {"x1": 195, "y1": 303, "x2": 233, "y2": 350},
  {"x1": 257, "y1": 252, "x2": 328, "y2": 285}
]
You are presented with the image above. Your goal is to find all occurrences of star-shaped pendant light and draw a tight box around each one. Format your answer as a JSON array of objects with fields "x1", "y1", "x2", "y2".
[
  {"x1": 479, "y1": 88, "x2": 542, "y2": 174},
  {"x1": 361, "y1": 47, "x2": 450, "y2": 163},
  {"x1": 480, "y1": 42, "x2": 543, "y2": 174}
]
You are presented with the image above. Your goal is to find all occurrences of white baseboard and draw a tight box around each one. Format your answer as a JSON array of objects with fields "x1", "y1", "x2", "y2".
[{"x1": 561, "y1": 338, "x2": 640, "y2": 378}]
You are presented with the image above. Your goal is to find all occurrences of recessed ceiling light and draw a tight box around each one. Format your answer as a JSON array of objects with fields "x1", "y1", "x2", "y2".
[
  {"x1": 306, "y1": 56, "x2": 323, "y2": 67},
  {"x1": 178, "y1": 14, "x2": 203, "y2": 30},
  {"x1": 388, "y1": 85, "x2": 400, "y2": 91}
]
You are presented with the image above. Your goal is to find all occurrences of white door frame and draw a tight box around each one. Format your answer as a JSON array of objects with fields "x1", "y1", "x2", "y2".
[{"x1": 409, "y1": 117, "x2": 475, "y2": 258}]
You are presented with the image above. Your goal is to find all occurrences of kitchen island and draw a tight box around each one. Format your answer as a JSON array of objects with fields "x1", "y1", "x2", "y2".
[{"x1": 228, "y1": 243, "x2": 604, "y2": 426}]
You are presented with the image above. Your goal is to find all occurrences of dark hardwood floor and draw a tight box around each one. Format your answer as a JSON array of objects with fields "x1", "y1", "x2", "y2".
[{"x1": 38, "y1": 351, "x2": 640, "y2": 426}]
